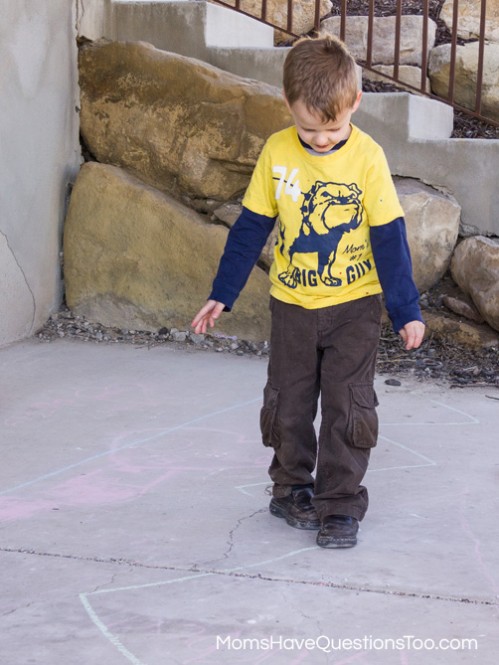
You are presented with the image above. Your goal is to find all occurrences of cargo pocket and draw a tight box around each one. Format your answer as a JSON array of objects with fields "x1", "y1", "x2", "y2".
[
  {"x1": 260, "y1": 384, "x2": 280, "y2": 448},
  {"x1": 348, "y1": 384, "x2": 379, "y2": 448}
]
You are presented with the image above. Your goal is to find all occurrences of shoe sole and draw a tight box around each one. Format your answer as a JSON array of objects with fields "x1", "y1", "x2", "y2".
[
  {"x1": 269, "y1": 501, "x2": 320, "y2": 531},
  {"x1": 316, "y1": 534, "x2": 357, "y2": 548}
]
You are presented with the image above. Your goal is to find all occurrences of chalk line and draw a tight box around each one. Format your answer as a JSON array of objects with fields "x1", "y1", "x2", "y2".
[
  {"x1": 0, "y1": 396, "x2": 261, "y2": 496},
  {"x1": 79, "y1": 546, "x2": 317, "y2": 665},
  {"x1": 377, "y1": 434, "x2": 437, "y2": 468},
  {"x1": 380, "y1": 399, "x2": 480, "y2": 427}
]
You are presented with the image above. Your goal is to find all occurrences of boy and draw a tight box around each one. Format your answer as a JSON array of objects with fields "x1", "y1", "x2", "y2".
[{"x1": 192, "y1": 34, "x2": 425, "y2": 549}]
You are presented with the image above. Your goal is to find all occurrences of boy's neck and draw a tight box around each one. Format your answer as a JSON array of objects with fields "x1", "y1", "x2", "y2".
[{"x1": 297, "y1": 133, "x2": 349, "y2": 156}]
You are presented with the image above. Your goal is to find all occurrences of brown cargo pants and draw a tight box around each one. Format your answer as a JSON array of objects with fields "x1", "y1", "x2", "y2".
[{"x1": 260, "y1": 294, "x2": 382, "y2": 522}]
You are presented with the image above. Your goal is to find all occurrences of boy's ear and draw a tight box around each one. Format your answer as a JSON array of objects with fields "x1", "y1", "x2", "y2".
[
  {"x1": 352, "y1": 90, "x2": 363, "y2": 112},
  {"x1": 283, "y1": 93, "x2": 292, "y2": 113}
]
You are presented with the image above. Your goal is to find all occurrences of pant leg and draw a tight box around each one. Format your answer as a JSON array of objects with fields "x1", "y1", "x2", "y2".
[
  {"x1": 261, "y1": 298, "x2": 320, "y2": 497},
  {"x1": 313, "y1": 295, "x2": 382, "y2": 521}
]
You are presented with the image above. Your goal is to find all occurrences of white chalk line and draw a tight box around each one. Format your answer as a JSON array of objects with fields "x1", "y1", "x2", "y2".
[
  {"x1": 80, "y1": 391, "x2": 477, "y2": 665},
  {"x1": 234, "y1": 398, "x2": 481, "y2": 495},
  {"x1": 377, "y1": 435, "x2": 437, "y2": 467},
  {"x1": 0, "y1": 397, "x2": 262, "y2": 497},
  {"x1": 79, "y1": 546, "x2": 317, "y2": 665},
  {"x1": 37, "y1": 389, "x2": 487, "y2": 664},
  {"x1": 235, "y1": 481, "x2": 270, "y2": 496},
  {"x1": 79, "y1": 593, "x2": 146, "y2": 665},
  {"x1": 379, "y1": 399, "x2": 480, "y2": 427},
  {"x1": 431, "y1": 399, "x2": 480, "y2": 424},
  {"x1": 2, "y1": 391, "x2": 479, "y2": 498},
  {"x1": 372, "y1": 399, "x2": 480, "y2": 471}
]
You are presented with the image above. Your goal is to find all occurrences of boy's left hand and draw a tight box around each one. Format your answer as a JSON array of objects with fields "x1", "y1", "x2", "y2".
[{"x1": 399, "y1": 320, "x2": 425, "y2": 350}]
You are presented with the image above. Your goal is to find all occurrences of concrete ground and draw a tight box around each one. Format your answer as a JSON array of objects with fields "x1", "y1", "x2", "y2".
[{"x1": 1, "y1": 337, "x2": 498, "y2": 665}]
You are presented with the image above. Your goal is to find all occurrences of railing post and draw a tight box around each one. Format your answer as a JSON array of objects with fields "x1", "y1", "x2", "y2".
[
  {"x1": 421, "y1": 0, "x2": 429, "y2": 93},
  {"x1": 313, "y1": 0, "x2": 321, "y2": 35},
  {"x1": 366, "y1": 0, "x2": 375, "y2": 69},
  {"x1": 287, "y1": 0, "x2": 293, "y2": 34},
  {"x1": 393, "y1": 0, "x2": 402, "y2": 80},
  {"x1": 338, "y1": 0, "x2": 345, "y2": 43},
  {"x1": 475, "y1": 0, "x2": 487, "y2": 114},
  {"x1": 448, "y1": 0, "x2": 460, "y2": 104}
]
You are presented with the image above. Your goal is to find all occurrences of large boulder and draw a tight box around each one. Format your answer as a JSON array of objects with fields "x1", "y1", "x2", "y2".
[
  {"x1": 440, "y1": 0, "x2": 499, "y2": 42},
  {"x1": 429, "y1": 42, "x2": 499, "y2": 123},
  {"x1": 78, "y1": 39, "x2": 291, "y2": 209},
  {"x1": 64, "y1": 162, "x2": 271, "y2": 341},
  {"x1": 395, "y1": 179, "x2": 461, "y2": 293},
  {"x1": 321, "y1": 16, "x2": 436, "y2": 66},
  {"x1": 450, "y1": 236, "x2": 499, "y2": 332}
]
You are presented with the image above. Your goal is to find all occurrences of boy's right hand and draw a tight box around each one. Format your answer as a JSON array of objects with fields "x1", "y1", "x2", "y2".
[{"x1": 191, "y1": 300, "x2": 226, "y2": 334}]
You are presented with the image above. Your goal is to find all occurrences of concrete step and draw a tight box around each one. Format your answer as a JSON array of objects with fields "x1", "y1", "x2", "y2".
[{"x1": 109, "y1": 1, "x2": 273, "y2": 58}]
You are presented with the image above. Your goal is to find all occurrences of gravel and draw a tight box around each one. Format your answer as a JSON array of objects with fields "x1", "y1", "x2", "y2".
[
  {"x1": 37, "y1": 306, "x2": 498, "y2": 390},
  {"x1": 376, "y1": 322, "x2": 498, "y2": 389},
  {"x1": 36, "y1": 308, "x2": 270, "y2": 357}
]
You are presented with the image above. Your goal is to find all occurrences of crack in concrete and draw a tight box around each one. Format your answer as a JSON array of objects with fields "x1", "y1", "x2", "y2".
[
  {"x1": 2, "y1": 546, "x2": 496, "y2": 608},
  {"x1": 1, "y1": 602, "x2": 33, "y2": 618},
  {"x1": 0, "y1": 230, "x2": 36, "y2": 333},
  {"x1": 220, "y1": 507, "x2": 267, "y2": 561}
]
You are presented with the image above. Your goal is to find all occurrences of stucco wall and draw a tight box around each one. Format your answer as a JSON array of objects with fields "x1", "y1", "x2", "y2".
[{"x1": 0, "y1": 0, "x2": 81, "y2": 347}]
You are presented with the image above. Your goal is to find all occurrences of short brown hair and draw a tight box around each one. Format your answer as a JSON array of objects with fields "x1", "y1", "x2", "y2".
[{"x1": 283, "y1": 34, "x2": 359, "y2": 122}]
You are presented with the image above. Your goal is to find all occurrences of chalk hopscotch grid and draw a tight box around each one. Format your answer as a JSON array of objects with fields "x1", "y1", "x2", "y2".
[
  {"x1": 77, "y1": 398, "x2": 482, "y2": 665},
  {"x1": 0, "y1": 397, "x2": 263, "y2": 497}
]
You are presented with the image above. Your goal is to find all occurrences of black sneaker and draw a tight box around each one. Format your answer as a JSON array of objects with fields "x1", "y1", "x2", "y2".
[
  {"x1": 316, "y1": 515, "x2": 359, "y2": 548},
  {"x1": 269, "y1": 486, "x2": 320, "y2": 530}
]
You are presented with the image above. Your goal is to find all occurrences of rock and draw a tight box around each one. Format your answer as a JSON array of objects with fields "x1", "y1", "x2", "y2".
[
  {"x1": 442, "y1": 294, "x2": 485, "y2": 323},
  {"x1": 321, "y1": 15, "x2": 436, "y2": 66},
  {"x1": 424, "y1": 311, "x2": 499, "y2": 348},
  {"x1": 364, "y1": 64, "x2": 431, "y2": 93},
  {"x1": 440, "y1": 0, "x2": 499, "y2": 42},
  {"x1": 78, "y1": 39, "x2": 291, "y2": 208},
  {"x1": 395, "y1": 179, "x2": 461, "y2": 293},
  {"x1": 385, "y1": 378, "x2": 402, "y2": 386},
  {"x1": 212, "y1": 202, "x2": 242, "y2": 227},
  {"x1": 429, "y1": 42, "x2": 499, "y2": 123},
  {"x1": 63, "y1": 162, "x2": 271, "y2": 342},
  {"x1": 223, "y1": 0, "x2": 330, "y2": 43},
  {"x1": 213, "y1": 200, "x2": 279, "y2": 270},
  {"x1": 450, "y1": 236, "x2": 499, "y2": 332}
]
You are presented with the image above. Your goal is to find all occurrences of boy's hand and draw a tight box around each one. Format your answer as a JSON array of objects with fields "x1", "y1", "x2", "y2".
[
  {"x1": 399, "y1": 320, "x2": 425, "y2": 351},
  {"x1": 191, "y1": 300, "x2": 226, "y2": 334}
]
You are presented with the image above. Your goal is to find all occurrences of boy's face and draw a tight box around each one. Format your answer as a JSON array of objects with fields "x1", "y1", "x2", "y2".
[{"x1": 286, "y1": 92, "x2": 362, "y2": 153}]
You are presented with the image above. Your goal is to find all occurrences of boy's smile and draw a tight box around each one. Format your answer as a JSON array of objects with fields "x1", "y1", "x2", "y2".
[{"x1": 287, "y1": 93, "x2": 362, "y2": 153}]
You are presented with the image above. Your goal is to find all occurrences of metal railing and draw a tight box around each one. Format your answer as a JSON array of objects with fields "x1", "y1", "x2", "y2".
[
  {"x1": 211, "y1": 0, "x2": 322, "y2": 37},
  {"x1": 211, "y1": 0, "x2": 497, "y2": 128}
]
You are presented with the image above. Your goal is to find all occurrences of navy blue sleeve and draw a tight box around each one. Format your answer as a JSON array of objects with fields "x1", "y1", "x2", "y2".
[
  {"x1": 370, "y1": 217, "x2": 424, "y2": 333},
  {"x1": 209, "y1": 207, "x2": 276, "y2": 311}
]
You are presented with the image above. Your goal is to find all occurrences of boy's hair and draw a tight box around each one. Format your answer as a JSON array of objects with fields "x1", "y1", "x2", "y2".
[{"x1": 283, "y1": 34, "x2": 359, "y2": 122}]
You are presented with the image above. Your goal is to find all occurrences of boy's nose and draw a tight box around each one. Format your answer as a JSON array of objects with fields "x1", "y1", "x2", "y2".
[{"x1": 314, "y1": 135, "x2": 330, "y2": 147}]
